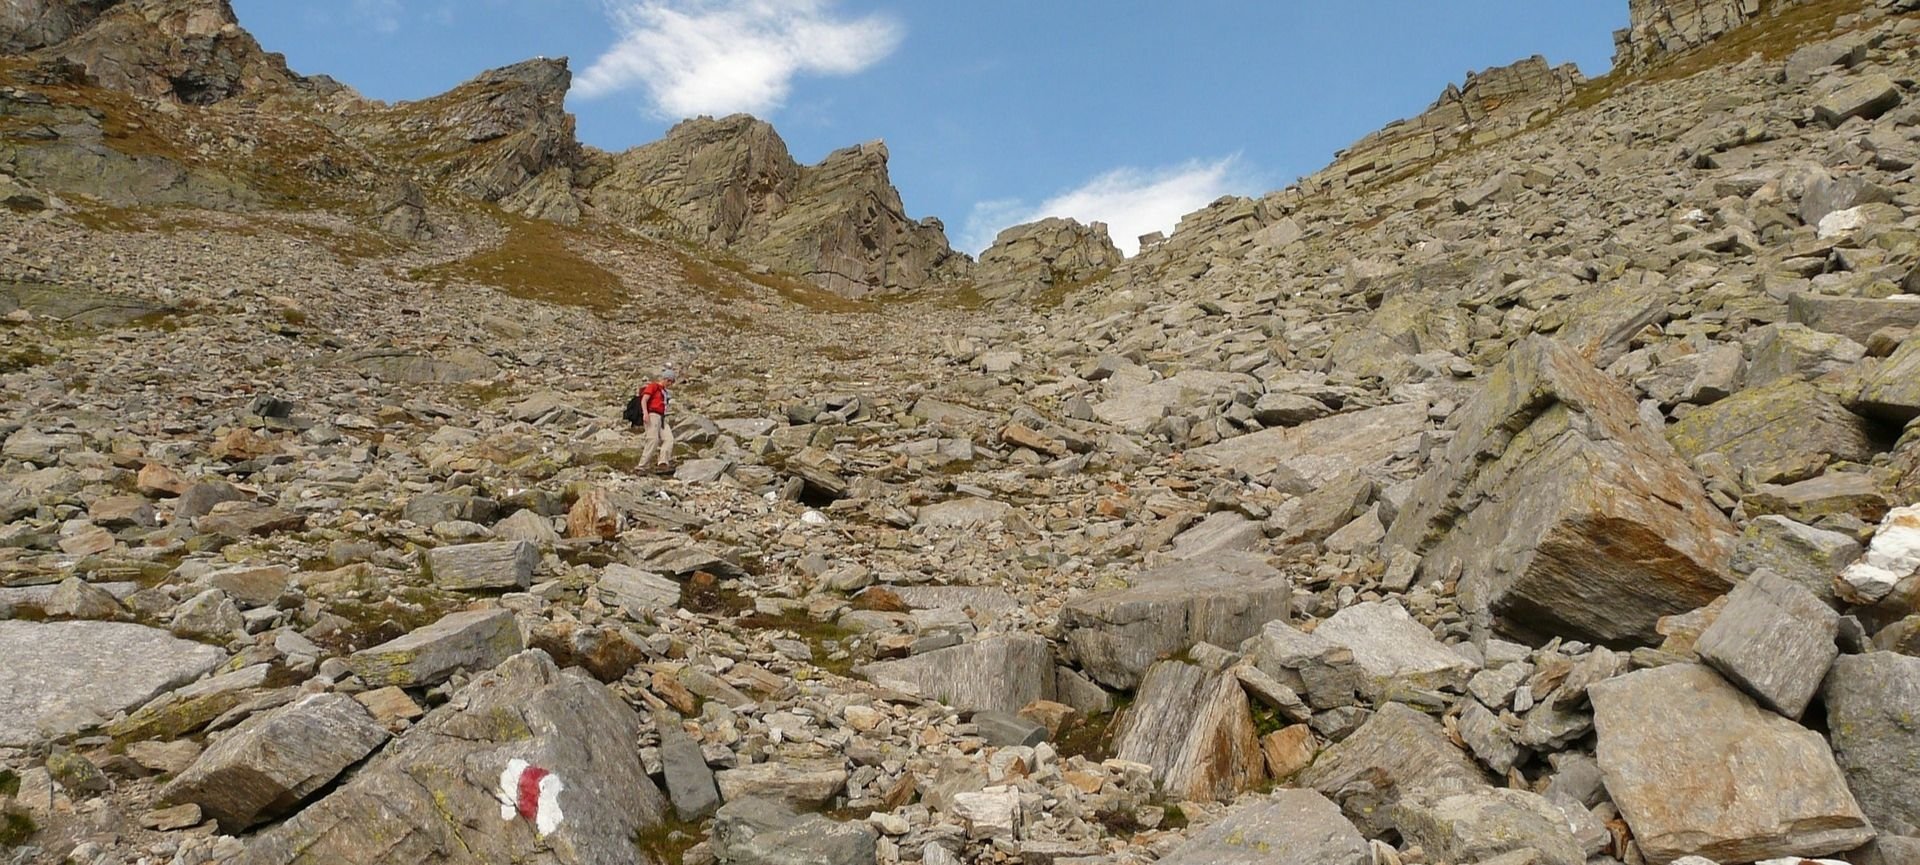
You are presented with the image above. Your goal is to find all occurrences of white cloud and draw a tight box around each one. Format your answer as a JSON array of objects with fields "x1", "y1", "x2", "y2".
[
  {"x1": 961, "y1": 156, "x2": 1248, "y2": 258},
  {"x1": 352, "y1": 0, "x2": 402, "y2": 34},
  {"x1": 576, "y1": 0, "x2": 903, "y2": 118}
]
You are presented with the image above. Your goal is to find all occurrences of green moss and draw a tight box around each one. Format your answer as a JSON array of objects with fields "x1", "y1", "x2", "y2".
[
  {"x1": 0, "y1": 769, "x2": 18, "y2": 797},
  {"x1": 411, "y1": 211, "x2": 628, "y2": 311},
  {"x1": 738, "y1": 610, "x2": 860, "y2": 677},
  {"x1": 634, "y1": 814, "x2": 706, "y2": 865},
  {"x1": 0, "y1": 344, "x2": 54, "y2": 373},
  {"x1": 0, "y1": 805, "x2": 34, "y2": 848}
]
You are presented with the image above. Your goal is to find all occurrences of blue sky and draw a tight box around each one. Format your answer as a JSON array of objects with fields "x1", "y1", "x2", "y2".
[{"x1": 232, "y1": 1, "x2": 1627, "y2": 255}]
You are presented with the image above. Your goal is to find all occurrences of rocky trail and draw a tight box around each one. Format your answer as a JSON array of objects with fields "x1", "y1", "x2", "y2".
[{"x1": 6, "y1": 0, "x2": 1920, "y2": 864}]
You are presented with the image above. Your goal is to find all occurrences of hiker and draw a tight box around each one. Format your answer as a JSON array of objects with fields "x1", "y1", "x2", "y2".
[{"x1": 635, "y1": 367, "x2": 678, "y2": 474}]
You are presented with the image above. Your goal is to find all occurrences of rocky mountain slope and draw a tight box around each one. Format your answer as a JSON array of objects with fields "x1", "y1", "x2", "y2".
[{"x1": 6, "y1": 0, "x2": 1920, "y2": 864}]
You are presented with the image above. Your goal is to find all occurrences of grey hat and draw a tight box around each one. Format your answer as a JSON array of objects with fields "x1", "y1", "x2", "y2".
[{"x1": 660, "y1": 367, "x2": 679, "y2": 382}]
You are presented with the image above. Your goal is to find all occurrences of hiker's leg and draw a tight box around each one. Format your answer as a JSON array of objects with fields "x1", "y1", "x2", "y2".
[
  {"x1": 657, "y1": 416, "x2": 676, "y2": 467},
  {"x1": 640, "y1": 412, "x2": 661, "y2": 467}
]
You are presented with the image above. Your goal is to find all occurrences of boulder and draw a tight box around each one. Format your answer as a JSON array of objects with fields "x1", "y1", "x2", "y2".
[
  {"x1": 426, "y1": 541, "x2": 539, "y2": 592},
  {"x1": 1745, "y1": 323, "x2": 1866, "y2": 388},
  {"x1": 973, "y1": 217, "x2": 1122, "y2": 301},
  {"x1": 714, "y1": 760, "x2": 848, "y2": 810},
  {"x1": 347, "y1": 608, "x2": 523, "y2": 687},
  {"x1": 1788, "y1": 294, "x2": 1920, "y2": 345},
  {"x1": 915, "y1": 498, "x2": 1012, "y2": 530},
  {"x1": 243, "y1": 651, "x2": 668, "y2": 864},
  {"x1": 595, "y1": 564, "x2": 680, "y2": 613},
  {"x1": 1191, "y1": 402, "x2": 1428, "y2": 486},
  {"x1": 1729, "y1": 515, "x2": 1862, "y2": 602},
  {"x1": 1744, "y1": 472, "x2": 1892, "y2": 525},
  {"x1": 1824, "y1": 652, "x2": 1920, "y2": 837},
  {"x1": 1059, "y1": 552, "x2": 1291, "y2": 690},
  {"x1": 1669, "y1": 379, "x2": 1878, "y2": 477},
  {"x1": 1855, "y1": 333, "x2": 1920, "y2": 423},
  {"x1": 1385, "y1": 337, "x2": 1737, "y2": 647},
  {"x1": 659, "y1": 716, "x2": 721, "y2": 822},
  {"x1": 1112, "y1": 660, "x2": 1264, "y2": 802},
  {"x1": 1838, "y1": 505, "x2": 1920, "y2": 605},
  {"x1": 1311, "y1": 600, "x2": 1479, "y2": 698},
  {"x1": 0, "y1": 620, "x2": 225, "y2": 746},
  {"x1": 856, "y1": 633, "x2": 1053, "y2": 713},
  {"x1": 710, "y1": 798, "x2": 877, "y2": 865},
  {"x1": 1815, "y1": 73, "x2": 1902, "y2": 128},
  {"x1": 1694, "y1": 571, "x2": 1838, "y2": 720},
  {"x1": 1393, "y1": 788, "x2": 1586, "y2": 865},
  {"x1": 159, "y1": 693, "x2": 390, "y2": 832},
  {"x1": 1589, "y1": 664, "x2": 1873, "y2": 864},
  {"x1": 1297, "y1": 703, "x2": 1488, "y2": 834},
  {"x1": 1153, "y1": 790, "x2": 1371, "y2": 865}
]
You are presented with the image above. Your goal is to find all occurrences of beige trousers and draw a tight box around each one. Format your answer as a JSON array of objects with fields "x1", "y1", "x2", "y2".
[{"x1": 640, "y1": 412, "x2": 675, "y2": 467}]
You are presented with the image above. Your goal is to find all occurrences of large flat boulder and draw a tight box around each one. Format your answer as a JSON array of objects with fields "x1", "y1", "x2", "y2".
[
  {"x1": 426, "y1": 541, "x2": 538, "y2": 592},
  {"x1": 1059, "y1": 552, "x2": 1290, "y2": 690},
  {"x1": 1385, "y1": 337, "x2": 1737, "y2": 647},
  {"x1": 1190, "y1": 402, "x2": 1429, "y2": 486},
  {"x1": 1112, "y1": 660, "x2": 1264, "y2": 802},
  {"x1": 1393, "y1": 788, "x2": 1586, "y2": 865},
  {"x1": 1311, "y1": 600, "x2": 1478, "y2": 698},
  {"x1": 347, "y1": 608, "x2": 523, "y2": 687},
  {"x1": 1693, "y1": 570, "x2": 1839, "y2": 720},
  {"x1": 1824, "y1": 652, "x2": 1920, "y2": 838},
  {"x1": 1855, "y1": 333, "x2": 1920, "y2": 423},
  {"x1": 1297, "y1": 702, "x2": 1488, "y2": 835},
  {"x1": 1589, "y1": 663, "x2": 1872, "y2": 864},
  {"x1": 1154, "y1": 790, "x2": 1371, "y2": 865},
  {"x1": 241, "y1": 651, "x2": 668, "y2": 865},
  {"x1": 0, "y1": 620, "x2": 225, "y2": 746},
  {"x1": 1668, "y1": 379, "x2": 1878, "y2": 470},
  {"x1": 1789, "y1": 293, "x2": 1920, "y2": 344},
  {"x1": 0, "y1": 281, "x2": 171, "y2": 326},
  {"x1": 855, "y1": 633, "x2": 1053, "y2": 714},
  {"x1": 159, "y1": 693, "x2": 390, "y2": 832}
]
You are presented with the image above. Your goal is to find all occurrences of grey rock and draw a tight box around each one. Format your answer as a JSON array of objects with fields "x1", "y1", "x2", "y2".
[
  {"x1": 1745, "y1": 323, "x2": 1866, "y2": 388},
  {"x1": 427, "y1": 541, "x2": 538, "y2": 592},
  {"x1": 159, "y1": 693, "x2": 390, "y2": 832},
  {"x1": 659, "y1": 716, "x2": 721, "y2": 822},
  {"x1": 1386, "y1": 338, "x2": 1737, "y2": 647},
  {"x1": 1060, "y1": 552, "x2": 1290, "y2": 690},
  {"x1": 1669, "y1": 379, "x2": 1878, "y2": 472},
  {"x1": 1730, "y1": 516, "x2": 1862, "y2": 603},
  {"x1": 1394, "y1": 788, "x2": 1585, "y2": 865},
  {"x1": 170, "y1": 588, "x2": 245, "y2": 641},
  {"x1": 1694, "y1": 570, "x2": 1839, "y2": 720},
  {"x1": 495, "y1": 509, "x2": 561, "y2": 545},
  {"x1": 714, "y1": 760, "x2": 848, "y2": 810},
  {"x1": 1312, "y1": 600, "x2": 1478, "y2": 698},
  {"x1": 857, "y1": 633, "x2": 1053, "y2": 713},
  {"x1": 1855, "y1": 332, "x2": 1920, "y2": 424},
  {"x1": 1457, "y1": 700, "x2": 1523, "y2": 774},
  {"x1": 1789, "y1": 293, "x2": 1920, "y2": 345},
  {"x1": 596, "y1": 564, "x2": 680, "y2": 613},
  {"x1": 1824, "y1": 652, "x2": 1920, "y2": 837},
  {"x1": 243, "y1": 651, "x2": 668, "y2": 865},
  {"x1": 347, "y1": 608, "x2": 523, "y2": 687},
  {"x1": 1165, "y1": 511, "x2": 1262, "y2": 560},
  {"x1": 0, "y1": 620, "x2": 225, "y2": 746},
  {"x1": 1298, "y1": 702, "x2": 1488, "y2": 834},
  {"x1": 1589, "y1": 663, "x2": 1872, "y2": 864},
  {"x1": 1192, "y1": 402, "x2": 1428, "y2": 486},
  {"x1": 1154, "y1": 789, "x2": 1370, "y2": 865},
  {"x1": 1815, "y1": 73, "x2": 1902, "y2": 127},
  {"x1": 1113, "y1": 659, "x2": 1265, "y2": 802},
  {"x1": 711, "y1": 797, "x2": 877, "y2": 865}
]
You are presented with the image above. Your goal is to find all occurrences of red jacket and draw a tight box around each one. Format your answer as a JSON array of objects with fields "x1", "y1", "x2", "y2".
[{"x1": 639, "y1": 381, "x2": 669, "y2": 415}]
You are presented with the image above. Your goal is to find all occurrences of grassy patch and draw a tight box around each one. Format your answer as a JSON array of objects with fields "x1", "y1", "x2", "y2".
[
  {"x1": 0, "y1": 344, "x2": 55, "y2": 373},
  {"x1": 1571, "y1": 0, "x2": 1869, "y2": 109},
  {"x1": 0, "y1": 769, "x2": 18, "y2": 797},
  {"x1": 738, "y1": 609, "x2": 859, "y2": 676},
  {"x1": 1054, "y1": 711, "x2": 1118, "y2": 763},
  {"x1": 411, "y1": 211, "x2": 628, "y2": 311},
  {"x1": 634, "y1": 814, "x2": 706, "y2": 865},
  {"x1": 313, "y1": 588, "x2": 464, "y2": 654},
  {"x1": 0, "y1": 804, "x2": 33, "y2": 849}
]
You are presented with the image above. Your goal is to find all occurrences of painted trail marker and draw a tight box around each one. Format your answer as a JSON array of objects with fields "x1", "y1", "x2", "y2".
[{"x1": 497, "y1": 758, "x2": 566, "y2": 837}]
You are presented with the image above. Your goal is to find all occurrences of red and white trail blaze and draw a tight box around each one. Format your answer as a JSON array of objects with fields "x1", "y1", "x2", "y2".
[{"x1": 497, "y1": 758, "x2": 566, "y2": 837}]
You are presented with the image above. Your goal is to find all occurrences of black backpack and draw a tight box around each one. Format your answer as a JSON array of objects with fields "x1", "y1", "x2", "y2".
[{"x1": 622, "y1": 395, "x2": 647, "y2": 425}]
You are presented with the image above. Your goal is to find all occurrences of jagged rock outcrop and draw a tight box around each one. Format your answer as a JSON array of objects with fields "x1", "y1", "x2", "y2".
[
  {"x1": 587, "y1": 114, "x2": 967, "y2": 297},
  {"x1": 25, "y1": 0, "x2": 297, "y2": 104},
  {"x1": 1614, "y1": 0, "x2": 1807, "y2": 69},
  {"x1": 1307, "y1": 56, "x2": 1583, "y2": 193},
  {"x1": 973, "y1": 217, "x2": 1122, "y2": 302},
  {"x1": 341, "y1": 58, "x2": 582, "y2": 221}
]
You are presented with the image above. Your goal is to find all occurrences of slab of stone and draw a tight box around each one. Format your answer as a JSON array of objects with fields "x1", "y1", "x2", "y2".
[
  {"x1": 108, "y1": 663, "x2": 273, "y2": 743},
  {"x1": 1824, "y1": 652, "x2": 1920, "y2": 837},
  {"x1": 972, "y1": 711, "x2": 1045, "y2": 747},
  {"x1": 915, "y1": 497, "x2": 1012, "y2": 530},
  {"x1": 1386, "y1": 338, "x2": 1737, "y2": 647},
  {"x1": 1312, "y1": 600, "x2": 1478, "y2": 697},
  {"x1": 1839, "y1": 505, "x2": 1920, "y2": 605},
  {"x1": 1113, "y1": 660, "x2": 1264, "y2": 802},
  {"x1": 596, "y1": 564, "x2": 680, "y2": 612},
  {"x1": 493, "y1": 509, "x2": 560, "y2": 545},
  {"x1": 1855, "y1": 332, "x2": 1920, "y2": 423},
  {"x1": 200, "y1": 564, "x2": 292, "y2": 609},
  {"x1": 856, "y1": 633, "x2": 1053, "y2": 714},
  {"x1": 347, "y1": 608, "x2": 522, "y2": 687},
  {"x1": 1744, "y1": 472, "x2": 1892, "y2": 525},
  {"x1": 1730, "y1": 515, "x2": 1862, "y2": 603},
  {"x1": 659, "y1": 717, "x2": 720, "y2": 822},
  {"x1": 1458, "y1": 700, "x2": 1523, "y2": 775},
  {"x1": 710, "y1": 797, "x2": 877, "y2": 865},
  {"x1": 1154, "y1": 789, "x2": 1371, "y2": 865},
  {"x1": 1788, "y1": 293, "x2": 1920, "y2": 345},
  {"x1": 1670, "y1": 379, "x2": 1877, "y2": 480},
  {"x1": 1191, "y1": 402, "x2": 1428, "y2": 486},
  {"x1": 426, "y1": 541, "x2": 537, "y2": 591},
  {"x1": 1815, "y1": 73, "x2": 1902, "y2": 127},
  {"x1": 0, "y1": 620, "x2": 225, "y2": 746},
  {"x1": 714, "y1": 760, "x2": 848, "y2": 810},
  {"x1": 1694, "y1": 570, "x2": 1839, "y2": 720},
  {"x1": 243, "y1": 651, "x2": 668, "y2": 865},
  {"x1": 1164, "y1": 511, "x2": 1262, "y2": 560},
  {"x1": 1298, "y1": 702, "x2": 1489, "y2": 834},
  {"x1": 1060, "y1": 551, "x2": 1290, "y2": 690},
  {"x1": 159, "y1": 693, "x2": 390, "y2": 831},
  {"x1": 1394, "y1": 788, "x2": 1585, "y2": 865},
  {"x1": 1589, "y1": 663, "x2": 1872, "y2": 864}
]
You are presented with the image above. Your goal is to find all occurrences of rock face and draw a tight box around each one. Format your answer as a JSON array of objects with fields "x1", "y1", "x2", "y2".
[
  {"x1": 1589, "y1": 663, "x2": 1873, "y2": 864},
  {"x1": 0, "y1": 620, "x2": 225, "y2": 746},
  {"x1": 1059, "y1": 552, "x2": 1290, "y2": 690},
  {"x1": 26, "y1": 0, "x2": 299, "y2": 104},
  {"x1": 1307, "y1": 55, "x2": 1582, "y2": 193},
  {"x1": 1385, "y1": 338, "x2": 1738, "y2": 647},
  {"x1": 588, "y1": 115, "x2": 966, "y2": 297},
  {"x1": 1824, "y1": 652, "x2": 1920, "y2": 838},
  {"x1": 0, "y1": 0, "x2": 121, "y2": 53},
  {"x1": 1154, "y1": 790, "x2": 1371, "y2": 865},
  {"x1": 242, "y1": 651, "x2": 668, "y2": 865},
  {"x1": 340, "y1": 58, "x2": 582, "y2": 220},
  {"x1": 1614, "y1": 0, "x2": 1802, "y2": 69},
  {"x1": 973, "y1": 217, "x2": 1123, "y2": 301},
  {"x1": 1112, "y1": 659, "x2": 1264, "y2": 802},
  {"x1": 159, "y1": 693, "x2": 390, "y2": 832}
]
